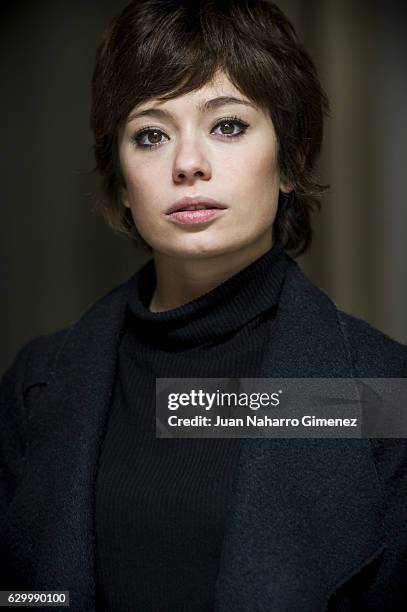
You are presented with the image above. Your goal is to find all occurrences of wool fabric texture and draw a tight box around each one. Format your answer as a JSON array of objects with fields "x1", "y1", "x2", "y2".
[
  {"x1": 2, "y1": 244, "x2": 407, "y2": 610},
  {"x1": 94, "y1": 242, "x2": 289, "y2": 612}
]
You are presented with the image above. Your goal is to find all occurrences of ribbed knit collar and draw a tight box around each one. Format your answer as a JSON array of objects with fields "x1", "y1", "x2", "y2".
[{"x1": 126, "y1": 241, "x2": 289, "y2": 349}]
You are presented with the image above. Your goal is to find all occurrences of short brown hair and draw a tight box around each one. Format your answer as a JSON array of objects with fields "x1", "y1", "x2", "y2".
[{"x1": 90, "y1": 0, "x2": 330, "y2": 256}]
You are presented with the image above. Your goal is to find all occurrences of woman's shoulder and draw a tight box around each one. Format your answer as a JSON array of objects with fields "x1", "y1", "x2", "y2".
[
  {"x1": 285, "y1": 258, "x2": 406, "y2": 376},
  {"x1": 0, "y1": 327, "x2": 72, "y2": 400},
  {"x1": 336, "y1": 308, "x2": 407, "y2": 377},
  {"x1": 1, "y1": 272, "x2": 135, "y2": 391}
]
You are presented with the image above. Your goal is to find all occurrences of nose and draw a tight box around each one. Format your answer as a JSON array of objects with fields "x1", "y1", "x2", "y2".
[{"x1": 172, "y1": 139, "x2": 211, "y2": 184}]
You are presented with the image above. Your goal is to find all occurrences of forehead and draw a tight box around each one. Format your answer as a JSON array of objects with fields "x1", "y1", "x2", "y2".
[
  {"x1": 159, "y1": 70, "x2": 241, "y2": 103},
  {"x1": 190, "y1": 70, "x2": 241, "y2": 97},
  {"x1": 127, "y1": 70, "x2": 259, "y2": 122}
]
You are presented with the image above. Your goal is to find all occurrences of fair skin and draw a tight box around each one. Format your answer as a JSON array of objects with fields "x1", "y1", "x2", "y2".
[{"x1": 118, "y1": 70, "x2": 291, "y2": 312}]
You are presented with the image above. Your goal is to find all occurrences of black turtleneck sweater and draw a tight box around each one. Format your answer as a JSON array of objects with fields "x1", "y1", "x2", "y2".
[{"x1": 95, "y1": 242, "x2": 289, "y2": 612}]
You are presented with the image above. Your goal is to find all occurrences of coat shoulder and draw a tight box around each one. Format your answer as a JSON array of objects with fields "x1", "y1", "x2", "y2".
[
  {"x1": 336, "y1": 309, "x2": 407, "y2": 377},
  {"x1": 1, "y1": 326, "x2": 73, "y2": 394},
  {"x1": 2, "y1": 274, "x2": 133, "y2": 390}
]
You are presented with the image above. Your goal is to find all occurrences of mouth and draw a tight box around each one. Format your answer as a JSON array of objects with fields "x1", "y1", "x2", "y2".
[
  {"x1": 166, "y1": 207, "x2": 227, "y2": 226},
  {"x1": 166, "y1": 196, "x2": 228, "y2": 215}
]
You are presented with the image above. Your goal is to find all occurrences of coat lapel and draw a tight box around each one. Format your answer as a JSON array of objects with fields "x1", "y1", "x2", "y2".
[
  {"x1": 5, "y1": 282, "x2": 129, "y2": 609},
  {"x1": 213, "y1": 261, "x2": 385, "y2": 611},
  {"x1": 6, "y1": 258, "x2": 385, "y2": 612}
]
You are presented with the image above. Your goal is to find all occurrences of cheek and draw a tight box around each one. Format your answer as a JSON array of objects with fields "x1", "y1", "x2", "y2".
[
  {"x1": 229, "y1": 135, "x2": 279, "y2": 176},
  {"x1": 236, "y1": 145, "x2": 281, "y2": 224},
  {"x1": 233, "y1": 150, "x2": 280, "y2": 197},
  {"x1": 122, "y1": 161, "x2": 161, "y2": 206}
]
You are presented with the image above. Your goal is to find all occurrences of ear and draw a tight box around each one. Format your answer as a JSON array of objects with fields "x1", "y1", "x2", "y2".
[
  {"x1": 121, "y1": 186, "x2": 131, "y2": 209},
  {"x1": 279, "y1": 178, "x2": 293, "y2": 195}
]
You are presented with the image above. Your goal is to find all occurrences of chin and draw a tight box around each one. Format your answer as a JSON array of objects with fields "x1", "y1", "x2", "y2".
[{"x1": 157, "y1": 236, "x2": 232, "y2": 259}]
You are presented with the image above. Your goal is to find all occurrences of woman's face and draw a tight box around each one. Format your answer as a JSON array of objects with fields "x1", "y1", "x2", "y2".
[{"x1": 118, "y1": 70, "x2": 289, "y2": 259}]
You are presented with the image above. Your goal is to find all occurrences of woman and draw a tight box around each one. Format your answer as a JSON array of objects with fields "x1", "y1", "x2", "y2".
[{"x1": 1, "y1": 1, "x2": 406, "y2": 611}]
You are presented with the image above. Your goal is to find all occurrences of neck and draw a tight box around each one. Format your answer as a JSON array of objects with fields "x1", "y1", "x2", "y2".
[{"x1": 149, "y1": 232, "x2": 274, "y2": 312}]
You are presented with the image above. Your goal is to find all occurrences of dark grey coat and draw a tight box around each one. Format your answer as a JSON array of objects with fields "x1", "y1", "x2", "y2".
[{"x1": 1, "y1": 256, "x2": 407, "y2": 611}]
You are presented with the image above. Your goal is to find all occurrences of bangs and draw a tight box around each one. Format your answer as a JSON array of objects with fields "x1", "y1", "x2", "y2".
[{"x1": 109, "y1": 1, "x2": 294, "y2": 127}]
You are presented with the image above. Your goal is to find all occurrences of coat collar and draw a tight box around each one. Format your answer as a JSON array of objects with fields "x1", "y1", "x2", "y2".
[{"x1": 10, "y1": 256, "x2": 385, "y2": 611}]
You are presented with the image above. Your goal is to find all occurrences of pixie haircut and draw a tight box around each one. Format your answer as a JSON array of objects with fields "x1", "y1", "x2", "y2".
[{"x1": 90, "y1": 0, "x2": 330, "y2": 256}]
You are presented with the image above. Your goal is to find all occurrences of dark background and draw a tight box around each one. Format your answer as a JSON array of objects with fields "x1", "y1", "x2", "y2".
[{"x1": 1, "y1": 0, "x2": 406, "y2": 375}]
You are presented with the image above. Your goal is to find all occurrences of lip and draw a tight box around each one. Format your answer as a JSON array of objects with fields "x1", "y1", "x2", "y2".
[
  {"x1": 166, "y1": 196, "x2": 228, "y2": 215},
  {"x1": 167, "y1": 208, "x2": 226, "y2": 226}
]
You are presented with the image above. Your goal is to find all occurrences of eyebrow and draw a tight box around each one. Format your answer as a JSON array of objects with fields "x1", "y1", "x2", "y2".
[{"x1": 127, "y1": 96, "x2": 256, "y2": 123}]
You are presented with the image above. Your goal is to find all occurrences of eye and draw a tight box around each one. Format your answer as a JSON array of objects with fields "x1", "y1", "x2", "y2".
[
  {"x1": 131, "y1": 115, "x2": 249, "y2": 150},
  {"x1": 132, "y1": 128, "x2": 169, "y2": 149},
  {"x1": 211, "y1": 116, "x2": 249, "y2": 139}
]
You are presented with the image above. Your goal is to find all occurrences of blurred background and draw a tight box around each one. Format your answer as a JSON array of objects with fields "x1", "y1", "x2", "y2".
[{"x1": 1, "y1": 0, "x2": 406, "y2": 375}]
